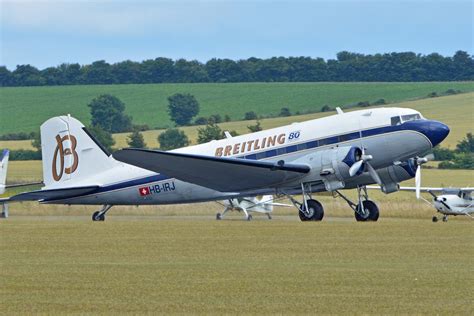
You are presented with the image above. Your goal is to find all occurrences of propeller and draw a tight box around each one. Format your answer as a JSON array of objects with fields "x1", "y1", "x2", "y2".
[
  {"x1": 348, "y1": 148, "x2": 383, "y2": 186},
  {"x1": 414, "y1": 154, "x2": 434, "y2": 199}
]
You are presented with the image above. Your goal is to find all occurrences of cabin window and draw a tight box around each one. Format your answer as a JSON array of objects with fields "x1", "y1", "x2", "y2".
[
  {"x1": 391, "y1": 116, "x2": 401, "y2": 126},
  {"x1": 401, "y1": 114, "x2": 421, "y2": 123}
]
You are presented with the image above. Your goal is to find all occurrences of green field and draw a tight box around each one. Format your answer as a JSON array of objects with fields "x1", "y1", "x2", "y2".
[
  {"x1": 1, "y1": 217, "x2": 472, "y2": 314},
  {"x1": 1, "y1": 82, "x2": 473, "y2": 135}
]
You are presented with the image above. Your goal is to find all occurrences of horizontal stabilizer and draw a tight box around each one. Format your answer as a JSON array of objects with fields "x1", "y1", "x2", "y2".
[
  {"x1": 114, "y1": 149, "x2": 310, "y2": 192},
  {"x1": 10, "y1": 185, "x2": 99, "y2": 202}
]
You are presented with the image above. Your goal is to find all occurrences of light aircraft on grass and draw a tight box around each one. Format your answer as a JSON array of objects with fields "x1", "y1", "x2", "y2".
[
  {"x1": 0, "y1": 150, "x2": 42, "y2": 217},
  {"x1": 402, "y1": 186, "x2": 474, "y2": 222},
  {"x1": 0, "y1": 107, "x2": 450, "y2": 221}
]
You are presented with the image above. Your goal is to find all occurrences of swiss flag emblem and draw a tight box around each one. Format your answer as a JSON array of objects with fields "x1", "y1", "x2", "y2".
[{"x1": 138, "y1": 187, "x2": 150, "y2": 196}]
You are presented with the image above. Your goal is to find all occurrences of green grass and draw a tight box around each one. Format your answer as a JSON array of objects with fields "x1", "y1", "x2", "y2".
[
  {"x1": 1, "y1": 82, "x2": 473, "y2": 135},
  {"x1": 1, "y1": 217, "x2": 472, "y2": 314}
]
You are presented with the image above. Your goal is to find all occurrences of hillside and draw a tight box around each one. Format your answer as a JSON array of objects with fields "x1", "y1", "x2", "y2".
[
  {"x1": 1, "y1": 92, "x2": 472, "y2": 151},
  {"x1": 1, "y1": 82, "x2": 473, "y2": 135}
]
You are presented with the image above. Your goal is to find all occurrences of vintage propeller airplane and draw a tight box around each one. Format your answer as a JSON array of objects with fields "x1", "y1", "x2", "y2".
[{"x1": 0, "y1": 107, "x2": 450, "y2": 221}]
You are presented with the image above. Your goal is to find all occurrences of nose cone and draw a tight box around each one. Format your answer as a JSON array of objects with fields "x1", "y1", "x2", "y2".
[
  {"x1": 427, "y1": 121, "x2": 450, "y2": 147},
  {"x1": 406, "y1": 120, "x2": 450, "y2": 147}
]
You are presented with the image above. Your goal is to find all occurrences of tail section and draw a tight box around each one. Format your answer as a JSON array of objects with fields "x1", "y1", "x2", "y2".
[
  {"x1": 0, "y1": 149, "x2": 9, "y2": 194},
  {"x1": 41, "y1": 115, "x2": 118, "y2": 188}
]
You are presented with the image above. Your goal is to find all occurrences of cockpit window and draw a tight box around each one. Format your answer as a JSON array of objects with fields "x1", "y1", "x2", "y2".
[
  {"x1": 401, "y1": 114, "x2": 421, "y2": 122},
  {"x1": 391, "y1": 116, "x2": 401, "y2": 126}
]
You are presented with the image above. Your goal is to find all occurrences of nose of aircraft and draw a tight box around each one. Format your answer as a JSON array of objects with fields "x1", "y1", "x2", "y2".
[{"x1": 426, "y1": 121, "x2": 450, "y2": 147}]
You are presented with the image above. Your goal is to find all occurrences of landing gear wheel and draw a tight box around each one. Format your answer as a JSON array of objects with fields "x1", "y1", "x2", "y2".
[
  {"x1": 432, "y1": 216, "x2": 438, "y2": 222},
  {"x1": 442, "y1": 215, "x2": 448, "y2": 222},
  {"x1": 355, "y1": 200, "x2": 379, "y2": 222},
  {"x1": 299, "y1": 199, "x2": 324, "y2": 221},
  {"x1": 216, "y1": 213, "x2": 222, "y2": 220},
  {"x1": 246, "y1": 214, "x2": 253, "y2": 221},
  {"x1": 92, "y1": 211, "x2": 105, "y2": 222},
  {"x1": 267, "y1": 213, "x2": 272, "y2": 220}
]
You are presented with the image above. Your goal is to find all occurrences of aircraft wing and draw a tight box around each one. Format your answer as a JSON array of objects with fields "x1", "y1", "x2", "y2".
[
  {"x1": 9, "y1": 185, "x2": 100, "y2": 202},
  {"x1": 114, "y1": 149, "x2": 310, "y2": 192},
  {"x1": 368, "y1": 186, "x2": 474, "y2": 193}
]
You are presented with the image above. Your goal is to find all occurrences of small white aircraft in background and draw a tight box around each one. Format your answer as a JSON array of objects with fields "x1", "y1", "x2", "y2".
[
  {"x1": 217, "y1": 195, "x2": 291, "y2": 220},
  {"x1": 399, "y1": 186, "x2": 474, "y2": 222},
  {"x1": 1, "y1": 107, "x2": 450, "y2": 222},
  {"x1": 0, "y1": 150, "x2": 42, "y2": 218}
]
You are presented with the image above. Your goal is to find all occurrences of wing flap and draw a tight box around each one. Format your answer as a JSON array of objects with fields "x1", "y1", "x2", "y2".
[{"x1": 113, "y1": 149, "x2": 310, "y2": 192}]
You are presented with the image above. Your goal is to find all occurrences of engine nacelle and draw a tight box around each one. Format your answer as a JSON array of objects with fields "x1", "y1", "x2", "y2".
[
  {"x1": 376, "y1": 159, "x2": 417, "y2": 193},
  {"x1": 311, "y1": 146, "x2": 363, "y2": 191}
]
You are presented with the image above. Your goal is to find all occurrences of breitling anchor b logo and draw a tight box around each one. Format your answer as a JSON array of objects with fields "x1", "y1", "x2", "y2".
[{"x1": 52, "y1": 134, "x2": 79, "y2": 181}]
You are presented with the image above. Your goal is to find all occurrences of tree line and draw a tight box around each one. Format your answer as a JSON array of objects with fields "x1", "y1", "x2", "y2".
[{"x1": 1, "y1": 51, "x2": 473, "y2": 87}]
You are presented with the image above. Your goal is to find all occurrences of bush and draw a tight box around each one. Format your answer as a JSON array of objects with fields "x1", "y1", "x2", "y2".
[
  {"x1": 244, "y1": 111, "x2": 258, "y2": 120},
  {"x1": 321, "y1": 105, "x2": 332, "y2": 112},
  {"x1": 455, "y1": 133, "x2": 473, "y2": 153},
  {"x1": 438, "y1": 153, "x2": 474, "y2": 169},
  {"x1": 224, "y1": 115, "x2": 231, "y2": 122},
  {"x1": 444, "y1": 89, "x2": 461, "y2": 95},
  {"x1": 9, "y1": 149, "x2": 42, "y2": 160},
  {"x1": 279, "y1": 107, "x2": 291, "y2": 117},
  {"x1": 427, "y1": 92, "x2": 438, "y2": 98},
  {"x1": 197, "y1": 123, "x2": 223, "y2": 144},
  {"x1": 0, "y1": 132, "x2": 36, "y2": 140},
  {"x1": 126, "y1": 130, "x2": 146, "y2": 148},
  {"x1": 158, "y1": 128, "x2": 189, "y2": 150},
  {"x1": 208, "y1": 114, "x2": 222, "y2": 124},
  {"x1": 194, "y1": 117, "x2": 208, "y2": 125},
  {"x1": 372, "y1": 98, "x2": 386, "y2": 105},
  {"x1": 132, "y1": 124, "x2": 150, "y2": 132},
  {"x1": 432, "y1": 146, "x2": 455, "y2": 161},
  {"x1": 247, "y1": 120, "x2": 262, "y2": 133},
  {"x1": 357, "y1": 101, "x2": 370, "y2": 107}
]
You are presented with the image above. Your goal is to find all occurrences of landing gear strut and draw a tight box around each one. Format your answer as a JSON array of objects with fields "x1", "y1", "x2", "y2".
[
  {"x1": 335, "y1": 186, "x2": 379, "y2": 221},
  {"x1": 286, "y1": 183, "x2": 324, "y2": 221},
  {"x1": 92, "y1": 205, "x2": 113, "y2": 221}
]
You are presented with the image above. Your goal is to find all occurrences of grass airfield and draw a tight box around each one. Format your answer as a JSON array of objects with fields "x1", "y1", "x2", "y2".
[{"x1": 1, "y1": 216, "x2": 473, "y2": 314}]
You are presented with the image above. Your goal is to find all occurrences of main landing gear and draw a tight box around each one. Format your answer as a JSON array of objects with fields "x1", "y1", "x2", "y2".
[
  {"x1": 432, "y1": 214, "x2": 449, "y2": 222},
  {"x1": 335, "y1": 186, "x2": 379, "y2": 221},
  {"x1": 92, "y1": 205, "x2": 113, "y2": 221},
  {"x1": 287, "y1": 183, "x2": 324, "y2": 221}
]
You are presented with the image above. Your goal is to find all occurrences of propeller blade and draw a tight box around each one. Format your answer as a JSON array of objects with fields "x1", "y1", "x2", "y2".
[
  {"x1": 366, "y1": 163, "x2": 383, "y2": 186},
  {"x1": 415, "y1": 166, "x2": 421, "y2": 199},
  {"x1": 349, "y1": 160, "x2": 364, "y2": 177}
]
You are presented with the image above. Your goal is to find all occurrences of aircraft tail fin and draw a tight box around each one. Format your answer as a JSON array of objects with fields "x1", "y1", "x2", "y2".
[
  {"x1": 40, "y1": 115, "x2": 119, "y2": 188},
  {"x1": 0, "y1": 149, "x2": 9, "y2": 194}
]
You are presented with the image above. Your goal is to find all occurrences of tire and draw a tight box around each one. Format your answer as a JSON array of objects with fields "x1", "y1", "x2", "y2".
[
  {"x1": 299, "y1": 199, "x2": 324, "y2": 221},
  {"x1": 432, "y1": 216, "x2": 438, "y2": 222},
  {"x1": 92, "y1": 211, "x2": 105, "y2": 221},
  {"x1": 216, "y1": 213, "x2": 222, "y2": 220},
  {"x1": 355, "y1": 200, "x2": 379, "y2": 222}
]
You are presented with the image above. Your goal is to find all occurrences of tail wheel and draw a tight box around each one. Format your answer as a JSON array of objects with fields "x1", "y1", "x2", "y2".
[
  {"x1": 299, "y1": 199, "x2": 324, "y2": 221},
  {"x1": 355, "y1": 200, "x2": 379, "y2": 222}
]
